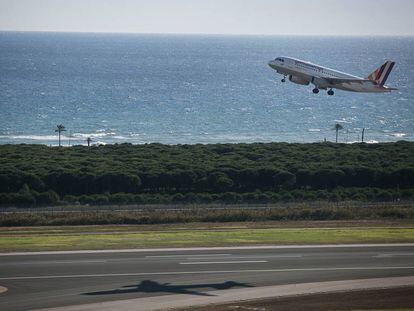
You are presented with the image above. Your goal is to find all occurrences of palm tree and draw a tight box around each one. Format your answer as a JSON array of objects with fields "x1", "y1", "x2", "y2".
[
  {"x1": 86, "y1": 137, "x2": 92, "y2": 147},
  {"x1": 55, "y1": 124, "x2": 66, "y2": 147},
  {"x1": 334, "y1": 123, "x2": 343, "y2": 143}
]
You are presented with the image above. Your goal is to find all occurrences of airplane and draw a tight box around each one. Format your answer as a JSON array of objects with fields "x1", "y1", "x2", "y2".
[{"x1": 268, "y1": 57, "x2": 397, "y2": 95}]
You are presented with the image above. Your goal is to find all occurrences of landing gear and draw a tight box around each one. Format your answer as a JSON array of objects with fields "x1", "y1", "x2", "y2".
[
  {"x1": 281, "y1": 76, "x2": 286, "y2": 83},
  {"x1": 327, "y1": 89, "x2": 334, "y2": 96},
  {"x1": 312, "y1": 88, "x2": 319, "y2": 94}
]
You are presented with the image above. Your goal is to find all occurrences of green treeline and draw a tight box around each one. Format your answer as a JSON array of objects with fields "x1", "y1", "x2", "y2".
[{"x1": 0, "y1": 141, "x2": 413, "y2": 206}]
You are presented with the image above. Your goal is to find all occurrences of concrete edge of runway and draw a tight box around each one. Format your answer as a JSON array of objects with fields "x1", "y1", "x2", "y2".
[
  {"x1": 2, "y1": 243, "x2": 414, "y2": 256},
  {"x1": 30, "y1": 276, "x2": 414, "y2": 311}
]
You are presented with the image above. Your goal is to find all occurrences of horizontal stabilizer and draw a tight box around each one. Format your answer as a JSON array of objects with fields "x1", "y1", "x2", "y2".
[{"x1": 384, "y1": 86, "x2": 399, "y2": 91}]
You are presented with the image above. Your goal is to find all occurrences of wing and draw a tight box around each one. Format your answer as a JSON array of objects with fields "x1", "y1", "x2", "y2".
[{"x1": 322, "y1": 77, "x2": 376, "y2": 85}]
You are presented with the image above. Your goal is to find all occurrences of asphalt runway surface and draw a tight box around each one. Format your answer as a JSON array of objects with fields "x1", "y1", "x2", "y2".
[{"x1": 1, "y1": 244, "x2": 414, "y2": 311}]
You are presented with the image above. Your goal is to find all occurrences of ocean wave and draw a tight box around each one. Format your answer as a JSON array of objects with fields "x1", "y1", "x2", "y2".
[
  {"x1": 112, "y1": 135, "x2": 129, "y2": 140},
  {"x1": 0, "y1": 132, "x2": 119, "y2": 143},
  {"x1": 333, "y1": 119, "x2": 354, "y2": 124},
  {"x1": 72, "y1": 132, "x2": 116, "y2": 138},
  {"x1": 345, "y1": 140, "x2": 378, "y2": 144},
  {"x1": 390, "y1": 133, "x2": 406, "y2": 138},
  {"x1": 0, "y1": 135, "x2": 62, "y2": 141}
]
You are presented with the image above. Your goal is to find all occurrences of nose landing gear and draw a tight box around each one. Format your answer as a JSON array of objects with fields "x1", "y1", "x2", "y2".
[
  {"x1": 281, "y1": 76, "x2": 286, "y2": 83},
  {"x1": 312, "y1": 88, "x2": 319, "y2": 94},
  {"x1": 327, "y1": 89, "x2": 334, "y2": 96}
]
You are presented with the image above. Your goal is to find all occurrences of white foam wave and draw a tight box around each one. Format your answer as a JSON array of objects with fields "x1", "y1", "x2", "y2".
[
  {"x1": 0, "y1": 131, "x2": 120, "y2": 142},
  {"x1": 333, "y1": 119, "x2": 353, "y2": 124},
  {"x1": 345, "y1": 139, "x2": 379, "y2": 144},
  {"x1": 72, "y1": 132, "x2": 116, "y2": 138},
  {"x1": 0, "y1": 135, "x2": 61, "y2": 141},
  {"x1": 391, "y1": 133, "x2": 406, "y2": 138}
]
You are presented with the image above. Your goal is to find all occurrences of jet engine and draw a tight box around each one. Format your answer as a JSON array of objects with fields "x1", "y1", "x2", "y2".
[{"x1": 288, "y1": 75, "x2": 310, "y2": 85}]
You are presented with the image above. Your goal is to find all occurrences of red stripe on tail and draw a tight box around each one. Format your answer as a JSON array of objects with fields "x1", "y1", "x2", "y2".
[{"x1": 375, "y1": 63, "x2": 387, "y2": 81}]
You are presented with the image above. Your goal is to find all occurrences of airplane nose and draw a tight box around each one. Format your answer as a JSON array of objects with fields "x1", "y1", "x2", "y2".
[{"x1": 268, "y1": 60, "x2": 277, "y2": 69}]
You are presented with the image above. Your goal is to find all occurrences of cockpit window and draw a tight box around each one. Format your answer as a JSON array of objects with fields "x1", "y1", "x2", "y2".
[{"x1": 275, "y1": 58, "x2": 284, "y2": 62}]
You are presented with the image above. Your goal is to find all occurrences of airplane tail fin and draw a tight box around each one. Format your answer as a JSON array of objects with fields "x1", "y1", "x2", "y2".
[{"x1": 367, "y1": 61, "x2": 396, "y2": 86}]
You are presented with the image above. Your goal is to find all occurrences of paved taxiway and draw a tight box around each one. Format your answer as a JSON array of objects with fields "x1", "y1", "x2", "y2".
[{"x1": 1, "y1": 244, "x2": 414, "y2": 311}]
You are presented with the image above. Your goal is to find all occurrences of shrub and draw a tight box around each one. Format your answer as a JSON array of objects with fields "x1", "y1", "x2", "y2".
[
  {"x1": 221, "y1": 192, "x2": 241, "y2": 204},
  {"x1": 79, "y1": 194, "x2": 109, "y2": 205},
  {"x1": 273, "y1": 171, "x2": 296, "y2": 188},
  {"x1": 172, "y1": 193, "x2": 185, "y2": 203},
  {"x1": 280, "y1": 192, "x2": 294, "y2": 202},
  {"x1": 184, "y1": 192, "x2": 198, "y2": 203},
  {"x1": 36, "y1": 191, "x2": 60, "y2": 205},
  {"x1": 110, "y1": 193, "x2": 135, "y2": 204},
  {"x1": 63, "y1": 195, "x2": 79, "y2": 204}
]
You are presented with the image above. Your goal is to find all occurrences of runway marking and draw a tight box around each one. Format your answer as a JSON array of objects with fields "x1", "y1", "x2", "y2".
[
  {"x1": 374, "y1": 252, "x2": 414, "y2": 258},
  {"x1": 180, "y1": 260, "x2": 268, "y2": 265},
  {"x1": 146, "y1": 254, "x2": 231, "y2": 258},
  {"x1": 1, "y1": 266, "x2": 414, "y2": 280},
  {"x1": 188, "y1": 255, "x2": 302, "y2": 260},
  {"x1": 14, "y1": 260, "x2": 107, "y2": 265}
]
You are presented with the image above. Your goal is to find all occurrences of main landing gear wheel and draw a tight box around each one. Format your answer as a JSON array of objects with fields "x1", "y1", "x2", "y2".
[
  {"x1": 327, "y1": 89, "x2": 334, "y2": 96},
  {"x1": 312, "y1": 88, "x2": 319, "y2": 94}
]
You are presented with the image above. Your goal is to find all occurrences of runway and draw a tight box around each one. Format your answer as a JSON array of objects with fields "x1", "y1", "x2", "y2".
[{"x1": 1, "y1": 244, "x2": 414, "y2": 311}]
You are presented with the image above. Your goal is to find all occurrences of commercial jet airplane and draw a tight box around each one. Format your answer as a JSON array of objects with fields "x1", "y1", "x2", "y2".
[{"x1": 268, "y1": 57, "x2": 397, "y2": 95}]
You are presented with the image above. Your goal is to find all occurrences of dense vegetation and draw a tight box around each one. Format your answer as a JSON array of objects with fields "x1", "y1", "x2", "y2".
[
  {"x1": 1, "y1": 203, "x2": 413, "y2": 226},
  {"x1": 0, "y1": 141, "x2": 413, "y2": 206}
]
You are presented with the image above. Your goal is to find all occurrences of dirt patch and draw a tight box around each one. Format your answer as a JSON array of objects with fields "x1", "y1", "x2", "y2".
[{"x1": 181, "y1": 286, "x2": 414, "y2": 311}]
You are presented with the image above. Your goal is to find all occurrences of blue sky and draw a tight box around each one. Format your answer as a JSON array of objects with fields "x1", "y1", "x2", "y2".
[{"x1": 1, "y1": 0, "x2": 413, "y2": 35}]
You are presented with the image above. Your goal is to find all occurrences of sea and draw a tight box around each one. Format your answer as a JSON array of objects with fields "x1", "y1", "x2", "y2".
[{"x1": 0, "y1": 32, "x2": 413, "y2": 146}]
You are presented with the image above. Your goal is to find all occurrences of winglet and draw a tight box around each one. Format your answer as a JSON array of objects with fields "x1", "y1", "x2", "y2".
[{"x1": 367, "y1": 61, "x2": 396, "y2": 86}]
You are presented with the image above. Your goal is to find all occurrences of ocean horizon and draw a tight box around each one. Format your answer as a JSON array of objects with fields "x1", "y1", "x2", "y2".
[{"x1": 1, "y1": 31, "x2": 413, "y2": 145}]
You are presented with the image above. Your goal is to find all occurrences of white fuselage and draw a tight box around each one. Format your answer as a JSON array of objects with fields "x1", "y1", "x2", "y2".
[{"x1": 268, "y1": 57, "x2": 392, "y2": 93}]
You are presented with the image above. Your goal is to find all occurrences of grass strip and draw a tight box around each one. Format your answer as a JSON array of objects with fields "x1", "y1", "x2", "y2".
[{"x1": 0, "y1": 226, "x2": 413, "y2": 252}]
